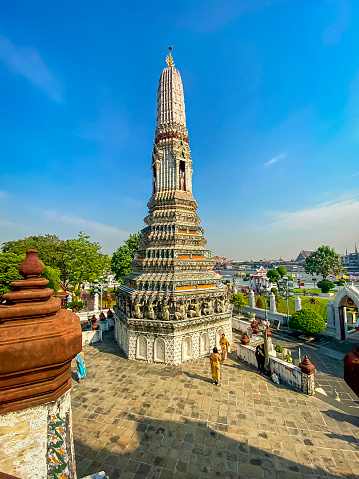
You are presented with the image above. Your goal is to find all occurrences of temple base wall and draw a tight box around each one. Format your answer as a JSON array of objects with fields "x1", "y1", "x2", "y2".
[
  {"x1": 114, "y1": 311, "x2": 232, "y2": 365},
  {"x1": 0, "y1": 390, "x2": 76, "y2": 479}
]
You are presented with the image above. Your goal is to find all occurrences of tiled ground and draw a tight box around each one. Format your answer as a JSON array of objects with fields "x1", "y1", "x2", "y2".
[
  {"x1": 71, "y1": 333, "x2": 359, "y2": 479},
  {"x1": 267, "y1": 332, "x2": 359, "y2": 409}
]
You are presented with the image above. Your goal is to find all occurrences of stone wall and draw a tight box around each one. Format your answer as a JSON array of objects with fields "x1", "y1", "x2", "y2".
[
  {"x1": 82, "y1": 329, "x2": 103, "y2": 346},
  {"x1": 241, "y1": 306, "x2": 288, "y2": 324},
  {"x1": 236, "y1": 343, "x2": 314, "y2": 395},
  {"x1": 0, "y1": 390, "x2": 76, "y2": 479},
  {"x1": 114, "y1": 315, "x2": 232, "y2": 365}
]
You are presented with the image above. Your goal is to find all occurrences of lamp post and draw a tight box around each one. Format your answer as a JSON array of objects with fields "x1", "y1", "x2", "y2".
[
  {"x1": 260, "y1": 286, "x2": 271, "y2": 373},
  {"x1": 93, "y1": 276, "x2": 109, "y2": 313},
  {"x1": 278, "y1": 276, "x2": 294, "y2": 327}
]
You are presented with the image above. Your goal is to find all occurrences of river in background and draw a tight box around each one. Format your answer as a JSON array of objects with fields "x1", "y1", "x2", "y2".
[{"x1": 217, "y1": 269, "x2": 324, "y2": 288}]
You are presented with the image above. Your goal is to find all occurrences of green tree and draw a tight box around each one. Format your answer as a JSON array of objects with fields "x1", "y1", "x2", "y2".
[
  {"x1": 61, "y1": 232, "x2": 111, "y2": 289},
  {"x1": 267, "y1": 269, "x2": 280, "y2": 283},
  {"x1": 276, "y1": 266, "x2": 287, "y2": 277},
  {"x1": 305, "y1": 245, "x2": 346, "y2": 279},
  {"x1": 2, "y1": 234, "x2": 65, "y2": 268},
  {"x1": 229, "y1": 292, "x2": 248, "y2": 310},
  {"x1": 41, "y1": 265, "x2": 61, "y2": 293},
  {"x1": 317, "y1": 279, "x2": 335, "y2": 294},
  {"x1": 0, "y1": 252, "x2": 61, "y2": 298},
  {"x1": 111, "y1": 232, "x2": 142, "y2": 283},
  {"x1": 0, "y1": 252, "x2": 24, "y2": 297},
  {"x1": 289, "y1": 308, "x2": 326, "y2": 336}
]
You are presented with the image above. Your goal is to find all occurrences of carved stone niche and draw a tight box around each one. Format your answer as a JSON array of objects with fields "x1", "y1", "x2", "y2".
[{"x1": 0, "y1": 250, "x2": 82, "y2": 414}]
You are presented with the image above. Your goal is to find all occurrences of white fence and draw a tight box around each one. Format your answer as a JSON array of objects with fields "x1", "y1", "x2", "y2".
[
  {"x1": 236, "y1": 342, "x2": 310, "y2": 394},
  {"x1": 82, "y1": 329, "x2": 102, "y2": 346}
]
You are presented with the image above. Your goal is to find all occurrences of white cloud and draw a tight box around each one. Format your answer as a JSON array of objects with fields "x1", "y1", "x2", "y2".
[
  {"x1": 264, "y1": 153, "x2": 287, "y2": 167},
  {"x1": 0, "y1": 35, "x2": 63, "y2": 101},
  {"x1": 351, "y1": 172, "x2": 359, "y2": 177},
  {"x1": 0, "y1": 191, "x2": 7, "y2": 199},
  {"x1": 268, "y1": 196, "x2": 359, "y2": 232},
  {"x1": 44, "y1": 210, "x2": 129, "y2": 240}
]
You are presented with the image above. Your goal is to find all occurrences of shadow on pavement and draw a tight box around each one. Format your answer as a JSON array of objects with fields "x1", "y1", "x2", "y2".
[
  {"x1": 74, "y1": 416, "x2": 346, "y2": 479},
  {"x1": 321, "y1": 409, "x2": 359, "y2": 428}
]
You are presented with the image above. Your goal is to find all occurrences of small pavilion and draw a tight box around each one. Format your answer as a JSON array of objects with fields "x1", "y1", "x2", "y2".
[
  {"x1": 326, "y1": 284, "x2": 359, "y2": 340},
  {"x1": 249, "y1": 266, "x2": 270, "y2": 292}
]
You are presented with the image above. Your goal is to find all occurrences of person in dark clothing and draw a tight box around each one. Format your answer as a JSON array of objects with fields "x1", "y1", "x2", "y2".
[{"x1": 255, "y1": 344, "x2": 265, "y2": 374}]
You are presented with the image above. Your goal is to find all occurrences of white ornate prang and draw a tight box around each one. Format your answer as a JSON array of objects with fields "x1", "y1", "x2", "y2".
[{"x1": 114, "y1": 49, "x2": 232, "y2": 365}]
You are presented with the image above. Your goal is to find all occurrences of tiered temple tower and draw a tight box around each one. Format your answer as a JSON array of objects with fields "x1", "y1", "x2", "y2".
[{"x1": 114, "y1": 48, "x2": 231, "y2": 365}]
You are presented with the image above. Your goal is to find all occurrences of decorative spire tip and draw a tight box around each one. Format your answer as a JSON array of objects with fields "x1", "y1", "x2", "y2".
[{"x1": 166, "y1": 45, "x2": 174, "y2": 67}]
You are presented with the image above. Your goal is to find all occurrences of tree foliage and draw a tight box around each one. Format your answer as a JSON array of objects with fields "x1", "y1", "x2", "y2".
[
  {"x1": 61, "y1": 232, "x2": 111, "y2": 289},
  {"x1": 0, "y1": 252, "x2": 61, "y2": 298},
  {"x1": 317, "y1": 279, "x2": 335, "y2": 294},
  {"x1": 0, "y1": 252, "x2": 24, "y2": 297},
  {"x1": 267, "y1": 269, "x2": 280, "y2": 283},
  {"x1": 305, "y1": 245, "x2": 346, "y2": 279},
  {"x1": 229, "y1": 292, "x2": 248, "y2": 309},
  {"x1": 289, "y1": 308, "x2": 326, "y2": 335},
  {"x1": 41, "y1": 265, "x2": 61, "y2": 293},
  {"x1": 1, "y1": 232, "x2": 110, "y2": 292},
  {"x1": 2, "y1": 234, "x2": 64, "y2": 268},
  {"x1": 276, "y1": 266, "x2": 287, "y2": 277},
  {"x1": 111, "y1": 232, "x2": 142, "y2": 283}
]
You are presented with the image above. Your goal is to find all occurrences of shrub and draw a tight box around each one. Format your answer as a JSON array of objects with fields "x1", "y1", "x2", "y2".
[
  {"x1": 274, "y1": 344, "x2": 283, "y2": 353},
  {"x1": 276, "y1": 266, "x2": 287, "y2": 277},
  {"x1": 284, "y1": 355, "x2": 292, "y2": 363},
  {"x1": 317, "y1": 280, "x2": 335, "y2": 293},
  {"x1": 229, "y1": 292, "x2": 248, "y2": 309},
  {"x1": 271, "y1": 287, "x2": 278, "y2": 293},
  {"x1": 334, "y1": 279, "x2": 345, "y2": 287},
  {"x1": 64, "y1": 300, "x2": 85, "y2": 312},
  {"x1": 267, "y1": 269, "x2": 280, "y2": 283},
  {"x1": 289, "y1": 308, "x2": 326, "y2": 336}
]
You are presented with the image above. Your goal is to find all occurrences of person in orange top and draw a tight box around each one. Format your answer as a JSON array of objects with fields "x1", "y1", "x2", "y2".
[
  {"x1": 210, "y1": 347, "x2": 222, "y2": 385},
  {"x1": 220, "y1": 333, "x2": 230, "y2": 361}
]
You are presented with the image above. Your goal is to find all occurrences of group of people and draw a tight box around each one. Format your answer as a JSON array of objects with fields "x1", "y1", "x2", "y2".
[
  {"x1": 210, "y1": 333, "x2": 267, "y2": 385},
  {"x1": 77, "y1": 332, "x2": 266, "y2": 387},
  {"x1": 209, "y1": 333, "x2": 230, "y2": 385}
]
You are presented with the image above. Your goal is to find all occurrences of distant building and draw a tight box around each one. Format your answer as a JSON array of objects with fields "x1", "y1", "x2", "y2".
[
  {"x1": 295, "y1": 250, "x2": 314, "y2": 263},
  {"x1": 342, "y1": 245, "x2": 359, "y2": 274}
]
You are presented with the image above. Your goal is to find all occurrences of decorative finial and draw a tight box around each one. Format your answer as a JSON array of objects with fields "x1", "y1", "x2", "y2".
[
  {"x1": 166, "y1": 45, "x2": 174, "y2": 67},
  {"x1": 19, "y1": 249, "x2": 44, "y2": 278}
]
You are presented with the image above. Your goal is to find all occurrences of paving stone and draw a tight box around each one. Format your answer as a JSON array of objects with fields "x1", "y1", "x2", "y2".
[{"x1": 72, "y1": 332, "x2": 359, "y2": 479}]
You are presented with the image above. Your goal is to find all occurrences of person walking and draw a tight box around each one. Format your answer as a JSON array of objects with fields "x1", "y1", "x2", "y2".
[
  {"x1": 210, "y1": 347, "x2": 222, "y2": 385},
  {"x1": 255, "y1": 344, "x2": 265, "y2": 374},
  {"x1": 220, "y1": 333, "x2": 230, "y2": 362},
  {"x1": 75, "y1": 351, "x2": 87, "y2": 382}
]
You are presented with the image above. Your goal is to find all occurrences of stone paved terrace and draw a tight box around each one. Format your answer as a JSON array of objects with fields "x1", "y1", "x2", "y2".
[{"x1": 71, "y1": 333, "x2": 359, "y2": 479}]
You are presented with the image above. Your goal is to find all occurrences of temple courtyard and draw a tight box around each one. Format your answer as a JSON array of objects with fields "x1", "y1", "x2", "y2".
[{"x1": 71, "y1": 333, "x2": 359, "y2": 479}]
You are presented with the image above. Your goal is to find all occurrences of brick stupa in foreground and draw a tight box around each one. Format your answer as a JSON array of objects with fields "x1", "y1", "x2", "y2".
[{"x1": 114, "y1": 48, "x2": 231, "y2": 364}]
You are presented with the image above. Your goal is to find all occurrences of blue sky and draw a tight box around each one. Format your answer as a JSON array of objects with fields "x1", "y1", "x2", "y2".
[{"x1": 0, "y1": 0, "x2": 358, "y2": 260}]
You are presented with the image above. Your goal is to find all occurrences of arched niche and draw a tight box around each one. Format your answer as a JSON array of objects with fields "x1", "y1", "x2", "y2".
[
  {"x1": 200, "y1": 333, "x2": 210, "y2": 356},
  {"x1": 332, "y1": 285, "x2": 359, "y2": 340},
  {"x1": 137, "y1": 336, "x2": 148, "y2": 360},
  {"x1": 154, "y1": 338, "x2": 165, "y2": 362},
  {"x1": 182, "y1": 336, "x2": 193, "y2": 361}
]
